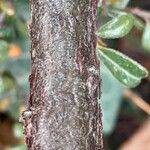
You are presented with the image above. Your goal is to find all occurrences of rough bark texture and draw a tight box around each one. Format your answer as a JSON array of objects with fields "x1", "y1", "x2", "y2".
[{"x1": 23, "y1": 0, "x2": 103, "y2": 149}]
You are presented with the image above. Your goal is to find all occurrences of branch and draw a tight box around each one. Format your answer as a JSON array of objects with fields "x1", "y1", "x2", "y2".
[
  {"x1": 123, "y1": 89, "x2": 150, "y2": 115},
  {"x1": 130, "y1": 8, "x2": 150, "y2": 22}
]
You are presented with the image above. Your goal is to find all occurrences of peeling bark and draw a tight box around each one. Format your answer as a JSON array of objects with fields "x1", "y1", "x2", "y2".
[{"x1": 23, "y1": 0, "x2": 104, "y2": 149}]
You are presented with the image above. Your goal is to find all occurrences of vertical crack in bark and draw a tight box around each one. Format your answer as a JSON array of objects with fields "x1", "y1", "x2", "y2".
[{"x1": 23, "y1": 0, "x2": 104, "y2": 149}]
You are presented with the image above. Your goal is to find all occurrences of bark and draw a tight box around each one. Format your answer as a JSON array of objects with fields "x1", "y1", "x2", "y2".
[{"x1": 23, "y1": 0, "x2": 103, "y2": 149}]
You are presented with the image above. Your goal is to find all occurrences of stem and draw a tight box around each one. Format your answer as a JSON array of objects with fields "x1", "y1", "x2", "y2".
[
  {"x1": 130, "y1": 8, "x2": 150, "y2": 22},
  {"x1": 23, "y1": 0, "x2": 104, "y2": 149},
  {"x1": 124, "y1": 89, "x2": 150, "y2": 115}
]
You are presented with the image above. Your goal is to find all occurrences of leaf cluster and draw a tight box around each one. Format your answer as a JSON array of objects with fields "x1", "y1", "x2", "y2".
[{"x1": 97, "y1": 0, "x2": 149, "y2": 87}]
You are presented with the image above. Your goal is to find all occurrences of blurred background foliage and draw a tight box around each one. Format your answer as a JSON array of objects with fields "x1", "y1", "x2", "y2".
[
  {"x1": 0, "y1": 0, "x2": 29, "y2": 149},
  {"x1": 0, "y1": 0, "x2": 149, "y2": 150}
]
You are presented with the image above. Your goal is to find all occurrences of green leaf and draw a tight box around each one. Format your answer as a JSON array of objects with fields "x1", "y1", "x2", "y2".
[
  {"x1": 101, "y1": 64, "x2": 123, "y2": 135},
  {"x1": 97, "y1": 14, "x2": 134, "y2": 39},
  {"x1": 2, "y1": 71, "x2": 17, "y2": 91},
  {"x1": 0, "y1": 40, "x2": 9, "y2": 61},
  {"x1": 6, "y1": 145, "x2": 27, "y2": 150},
  {"x1": 0, "y1": 76, "x2": 5, "y2": 95},
  {"x1": 13, "y1": 123, "x2": 24, "y2": 138},
  {"x1": 132, "y1": 16, "x2": 145, "y2": 30},
  {"x1": 0, "y1": 27, "x2": 11, "y2": 38},
  {"x1": 0, "y1": 40, "x2": 8, "y2": 51},
  {"x1": 14, "y1": 0, "x2": 30, "y2": 21},
  {"x1": 97, "y1": 47, "x2": 148, "y2": 87},
  {"x1": 142, "y1": 23, "x2": 150, "y2": 51},
  {"x1": 0, "y1": 71, "x2": 17, "y2": 98},
  {"x1": 0, "y1": 27, "x2": 15, "y2": 40}
]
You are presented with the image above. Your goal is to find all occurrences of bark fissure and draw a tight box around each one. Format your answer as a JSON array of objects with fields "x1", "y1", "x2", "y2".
[{"x1": 23, "y1": 0, "x2": 104, "y2": 149}]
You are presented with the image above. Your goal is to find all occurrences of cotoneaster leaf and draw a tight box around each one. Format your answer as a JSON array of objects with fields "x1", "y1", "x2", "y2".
[
  {"x1": 97, "y1": 47, "x2": 148, "y2": 87},
  {"x1": 0, "y1": 40, "x2": 9, "y2": 61},
  {"x1": 132, "y1": 15, "x2": 145, "y2": 30},
  {"x1": 97, "y1": 14, "x2": 134, "y2": 39},
  {"x1": 142, "y1": 23, "x2": 150, "y2": 51}
]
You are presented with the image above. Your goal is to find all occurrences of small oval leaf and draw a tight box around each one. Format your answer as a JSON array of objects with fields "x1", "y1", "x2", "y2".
[
  {"x1": 0, "y1": 40, "x2": 9, "y2": 61},
  {"x1": 0, "y1": 40, "x2": 9, "y2": 52},
  {"x1": 13, "y1": 123, "x2": 24, "y2": 138},
  {"x1": 0, "y1": 27, "x2": 14, "y2": 39},
  {"x1": 97, "y1": 47, "x2": 148, "y2": 87},
  {"x1": 97, "y1": 14, "x2": 134, "y2": 39},
  {"x1": 132, "y1": 16, "x2": 144, "y2": 30},
  {"x1": 142, "y1": 23, "x2": 150, "y2": 51}
]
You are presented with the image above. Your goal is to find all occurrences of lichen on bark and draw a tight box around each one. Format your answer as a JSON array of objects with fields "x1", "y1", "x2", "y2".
[{"x1": 23, "y1": 0, "x2": 104, "y2": 149}]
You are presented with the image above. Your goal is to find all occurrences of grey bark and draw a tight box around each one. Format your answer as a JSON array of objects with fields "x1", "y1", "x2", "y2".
[{"x1": 23, "y1": 0, "x2": 104, "y2": 149}]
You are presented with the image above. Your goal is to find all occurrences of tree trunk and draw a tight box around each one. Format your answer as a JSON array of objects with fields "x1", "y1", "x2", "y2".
[{"x1": 23, "y1": 0, "x2": 104, "y2": 149}]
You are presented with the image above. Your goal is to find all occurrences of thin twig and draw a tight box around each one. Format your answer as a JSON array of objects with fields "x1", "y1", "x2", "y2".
[
  {"x1": 102, "y1": 0, "x2": 107, "y2": 16},
  {"x1": 123, "y1": 89, "x2": 150, "y2": 115},
  {"x1": 130, "y1": 8, "x2": 150, "y2": 22}
]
